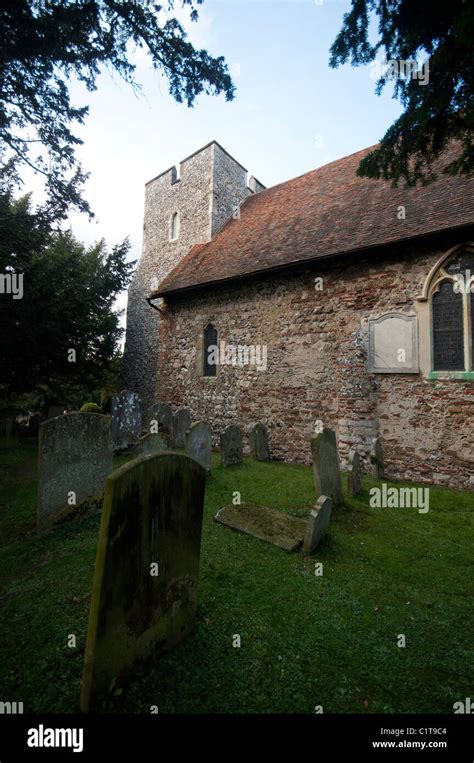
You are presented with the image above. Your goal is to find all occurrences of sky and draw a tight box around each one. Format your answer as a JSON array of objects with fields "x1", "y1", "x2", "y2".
[{"x1": 26, "y1": 0, "x2": 404, "y2": 314}]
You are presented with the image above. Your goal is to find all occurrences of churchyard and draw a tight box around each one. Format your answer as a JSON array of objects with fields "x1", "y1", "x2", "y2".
[{"x1": 0, "y1": 404, "x2": 472, "y2": 714}]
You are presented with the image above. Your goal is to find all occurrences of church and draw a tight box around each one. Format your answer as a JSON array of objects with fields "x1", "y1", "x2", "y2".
[{"x1": 122, "y1": 140, "x2": 474, "y2": 490}]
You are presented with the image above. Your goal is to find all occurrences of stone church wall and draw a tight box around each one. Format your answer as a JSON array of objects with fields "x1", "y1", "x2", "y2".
[{"x1": 155, "y1": 235, "x2": 474, "y2": 490}]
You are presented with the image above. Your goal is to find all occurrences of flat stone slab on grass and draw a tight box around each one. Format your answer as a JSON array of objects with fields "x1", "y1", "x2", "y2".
[{"x1": 214, "y1": 502, "x2": 306, "y2": 552}]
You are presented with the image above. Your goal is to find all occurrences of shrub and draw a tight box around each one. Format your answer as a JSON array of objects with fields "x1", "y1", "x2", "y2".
[{"x1": 79, "y1": 402, "x2": 102, "y2": 414}]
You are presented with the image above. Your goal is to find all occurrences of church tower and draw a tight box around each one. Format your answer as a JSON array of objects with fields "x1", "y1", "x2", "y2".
[{"x1": 122, "y1": 141, "x2": 264, "y2": 408}]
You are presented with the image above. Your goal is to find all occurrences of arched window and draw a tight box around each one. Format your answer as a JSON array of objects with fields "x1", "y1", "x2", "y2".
[
  {"x1": 170, "y1": 212, "x2": 179, "y2": 240},
  {"x1": 429, "y1": 248, "x2": 474, "y2": 371},
  {"x1": 203, "y1": 323, "x2": 217, "y2": 377}
]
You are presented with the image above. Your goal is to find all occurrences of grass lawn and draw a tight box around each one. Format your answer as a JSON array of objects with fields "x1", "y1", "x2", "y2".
[{"x1": 0, "y1": 442, "x2": 472, "y2": 714}]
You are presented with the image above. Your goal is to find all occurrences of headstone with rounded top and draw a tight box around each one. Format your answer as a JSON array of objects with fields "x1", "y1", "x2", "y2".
[
  {"x1": 37, "y1": 413, "x2": 113, "y2": 534},
  {"x1": 347, "y1": 450, "x2": 363, "y2": 496},
  {"x1": 220, "y1": 425, "x2": 243, "y2": 467},
  {"x1": 111, "y1": 390, "x2": 142, "y2": 449},
  {"x1": 311, "y1": 427, "x2": 343, "y2": 506},
  {"x1": 303, "y1": 495, "x2": 333, "y2": 554},
  {"x1": 80, "y1": 452, "x2": 206, "y2": 712},
  {"x1": 186, "y1": 421, "x2": 212, "y2": 474},
  {"x1": 248, "y1": 423, "x2": 270, "y2": 461},
  {"x1": 371, "y1": 438, "x2": 385, "y2": 480},
  {"x1": 173, "y1": 408, "x2": 192, "y2": 448}
]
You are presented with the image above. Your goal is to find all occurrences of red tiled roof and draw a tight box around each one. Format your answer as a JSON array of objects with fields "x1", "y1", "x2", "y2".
[{"x1": 152, "y1": 143, "x2": 474, "y2": 297}]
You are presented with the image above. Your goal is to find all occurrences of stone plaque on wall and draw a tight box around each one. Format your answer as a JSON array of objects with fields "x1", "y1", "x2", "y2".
[{"x1": 368, "y1": 313, "x2": 419, "y2": 373}]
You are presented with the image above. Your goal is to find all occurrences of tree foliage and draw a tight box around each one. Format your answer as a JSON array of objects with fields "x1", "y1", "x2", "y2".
[
  {"x1": 0, "y1": 0, "x2": 235, "y2": 219},
  {"x1": 330, "y1": 0, "x2": 474, "y2": 185},
  {"x1": 0, "y1": 191, "x2": 134, "y2": 404}
]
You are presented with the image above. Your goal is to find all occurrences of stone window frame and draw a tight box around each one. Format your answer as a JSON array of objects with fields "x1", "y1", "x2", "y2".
[
  {"x1": 416, "y1": 242, "x2": 474, "y2": 380},
  {"x1": 170, "y1": 211, "x2": 180, "y2": 241},
  {"x1": 199, "y1": 321, "x2": 218, "y2": 380}
]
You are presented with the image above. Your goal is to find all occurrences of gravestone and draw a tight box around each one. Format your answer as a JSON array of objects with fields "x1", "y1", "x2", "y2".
[
  {"x1": 215, "y1": 503, "x2": 306, "y2": 552},
  {"x1": 147, "y1": 402, "x2": 173, "y2": 439},
  {"x1": 111, "y1": 390, "x2": 142, "y2": 449},
  {"x1": 303, "y1": 496, "x2": 333, "y2": 554},
  {"x1": 220, "y1": 425, "x2": 243, "y2": 467},
  {"x1": 132, "y1": 431, "x2": 170, "y2": 458},
  {"x1": 311, "y1": 427, "x2": 343, "y2": 506},
  {"x1": 0, "y1": 416, "x2": 19, "y2": 448},
  {"x1": 347, "y1": 450, "x2": 363, "y2": 497},
  {"x1": 371, "y1": 438, "x2": 385, "y2": 479},
  {"x1": 27, "y1": 413, "x2": 42, "y2": 438},
  {"x1": 249, "y1": 423, "x2": 270, "y2": 461},
  {"x1": 173, "y1": 408, "x2": 192, "y2": 448},
  {"x1": 37, "y1": 413, "x2": 113, "y2": 535},
  {"x1": 47, "y1": 404, "x2": 64, "y2": 420},
  {"x1": 80, "y1": 452, "x2": 206, "y2": 712},
  {"x1": 186, "y1": 421, "x2": 212, "y2": 473}
]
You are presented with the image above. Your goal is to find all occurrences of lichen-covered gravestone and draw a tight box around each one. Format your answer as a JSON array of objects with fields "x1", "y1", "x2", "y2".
[
  {"x1": 37, "y1": 413, "x2": 113, "y2": 535},
  {"x1": 371, "y1": 438, "x2": 385, "y2": 479},
  {"x1": 347, "y1": 450, "x2": 363, "y2": 497},
  {"x1": 173, "y1": 408, "x2": 192, "y2": 448},
  {"x1": 80, "y1": 452, "x2": 206, "y2": 712},
  {"x1": 186, "y1": 421, "x2": 212, "y2": 474},
  {"x1": 111, "y1": 390, "x2": 142, "y2": 449},
  {"x1": 303, "y1": 496, "x2": 333, "y2": 554},
  {"x1": 311, "y1": 427, "x2": 343, "y2": 506},
  {"x1": 147, "y1": 402, "x2": 173, "y2": 440},
  {"x1": 249, "y1": 423, "x2": 270, "y2": 461},
  {"x1": 0, "y1": 415, "x2": 19, "y2": 448},
  {"x1": 220, "y1": 425, "x2": 243, "y2": 467}
]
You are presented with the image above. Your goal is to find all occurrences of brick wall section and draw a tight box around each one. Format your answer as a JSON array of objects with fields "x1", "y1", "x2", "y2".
[{"x1": 155, "y1": 238, "x2": 474, "y2": 490}]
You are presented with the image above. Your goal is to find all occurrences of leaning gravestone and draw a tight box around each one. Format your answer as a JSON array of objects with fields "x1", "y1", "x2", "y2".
[
  {"x1": 347, "y1": 450, "x2": 363, "y2": 497},
  {"x1": 371, "y1": 438, "x2": 385, "y2": 479},
  {"x1": 37, "y1": 413, "x2": 113, "y2": 535},
  {"x1": 220, "y1": 425, "x2": 243, "y2": 467},
  {"x1": 303, "y1": 496, "x2": 333, "y2": 554},
  {"x1": 311, "y1": 427, "x2": 343, "y2": 506},
  {"x1": 0, "y1": 415, "x2": 19, "y2": 449},
  {"x1": 111, "y1": 390, "x2": 142, "y2": 449},
  {"x1": 80, "y1": 452, "x2": 206, "y2": 712},
  {"x1": 147, "y1": 402, "x2": 173, "y2": 439},
  {"x1": 249, "y1": 423, "x2": 270, "y2": 461},
  {"x1": 173, "y1": 408, "x2": 192, "y2": 448},
  {"x1": 186, "y1": 421, "x2": 212, "y2": 474}
]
